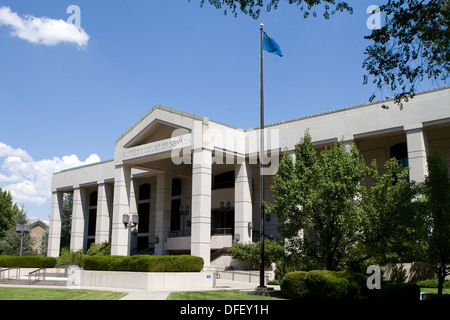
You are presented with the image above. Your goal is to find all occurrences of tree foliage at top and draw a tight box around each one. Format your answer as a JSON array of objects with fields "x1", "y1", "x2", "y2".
[
  {"x1": 193, "y1": 0, "x2": 449, "y2": 108},
  {"x1": 193, "y1": 0, "x2": 353, "y2": 19},
  {"x1": 363, "y1": 0, "x2": 449, "y2": 108}
]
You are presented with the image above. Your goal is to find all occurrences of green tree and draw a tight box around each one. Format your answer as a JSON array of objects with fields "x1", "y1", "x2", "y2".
[
  {"x1": 0, "y1": 207, "x2": 33, "y2": 255},
  {"x1": 267, "y1": 132, "x2": 367, "y2": 271},
  {"x1": 0, "y1": 188, "x2": 20, "y2": 241},
  {"x1": 423, "y1": 151, "x2": 450, "y2": 295},
  {"x1": 361, "y1": 158, "x2": 422, "y2": 265},
  {"x1": 363, "y1": 0, "x2": 449, "y2": 108}
]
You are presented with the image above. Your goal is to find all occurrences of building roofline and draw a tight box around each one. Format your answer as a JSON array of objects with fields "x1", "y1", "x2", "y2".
[
  {"x1": 116, "y1": 104, "x2": 210, "y2": 144},
  {"x1": 246, "y1": 85, "x2": 450, "y2": 131}
]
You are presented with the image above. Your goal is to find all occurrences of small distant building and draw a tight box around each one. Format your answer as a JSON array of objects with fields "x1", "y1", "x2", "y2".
[{"x1": 29, "y1": 220, "x2": 49, "y2": 255}]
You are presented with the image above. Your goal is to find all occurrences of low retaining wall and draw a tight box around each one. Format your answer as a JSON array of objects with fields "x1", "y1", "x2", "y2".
[{"x1": 78, "y1": 269, "x2": 215, "y2": 290}]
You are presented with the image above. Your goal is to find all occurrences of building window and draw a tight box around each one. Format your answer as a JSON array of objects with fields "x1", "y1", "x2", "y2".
[
  {"x1": 87, "y1": 191, "x2": 97, "y2": 247},
  {"x1": 213, "y1": 171, "x2": 235, "y2": 190},
  {"x1": 390, "y1": 142, "x2": 409, "y2": 167},
  {"x1": 139, "y1": 183, "x2": 151, "y2": 201},
  {"x1": 172, "y1": 178, "x2": 182, "y2": 196},
  {"x1": 170, "y1": 199, "x2": 181, "y2": 232}
]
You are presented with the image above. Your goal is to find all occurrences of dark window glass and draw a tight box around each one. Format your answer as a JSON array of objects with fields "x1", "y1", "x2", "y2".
[
  {"x1": 89, "y1": 191, "x2": 98, "y2": 207},
  {"x1": 88, "y1": 208, "x2": 97, "y2": 236},
  {"x1": 213, "y1": 171, "x2": 235, "y2": 190},
  {"x1": 170, "y1": 199, "x2": 181, "y2": 231},
  {"x1": 138, "y1": 203, "x2": 150, "y2": 233},
  {"x1": 139, "y1": 183, "x2": 151, "y2": 201},
  {"x1": 172, "y1": 179, "x2": 182, "y2": 196},
  {"x1": 137, "y1": 236, "x2": 149, "y2": 253},
  {"x1": 390, "y1": 142, "x2": 409, "y2": 167}
]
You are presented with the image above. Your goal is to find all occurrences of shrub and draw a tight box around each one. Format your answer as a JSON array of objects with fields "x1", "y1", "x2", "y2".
[
  {"x1": 81, "y1": 255, "x2": 204, "y2": 272},
  {"x1": 281, "y1": 270, "x2": 368, "y2": 301},
  {"x1": 85, "y1": 242, "x2": 111, "y2": 256},
  {"x1": 55, "y1": 248, "x2": 84, "y2": 267},
  {"x1": 376, "y1": 282, "x2": 420, "y2": 302},
  {"x1": 280, "y1": 271, "x2": 308, "y2": 300},
  {"x1": 0, "y1": 255, "x2": 56, "y2": 268}
]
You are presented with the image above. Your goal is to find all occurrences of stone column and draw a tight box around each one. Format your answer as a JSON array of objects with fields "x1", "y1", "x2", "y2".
[
  {"x1": 190, "y1": 148, "x2": 212, "y2": 266},
  {"x1": 48, "y1": 191, "x2": 63, "y2": 257},
  {"x1": 95, "y1": 183, "x2": 112, "y2": 244},
  {"x1": 235, "y1": 158, "x2": 253, "y2": 243},
  {"x1": 405, "y1": 124, "x2": 428, "y2": 183},
  {"x1": 154, "y1": 173, "x2": 171, "y2": 255},
  {"x1": 111, "y1": 165, "x2": 131, "y2": 256},
  {"x1": 70, "y1": 186, "x2": 86, "y2": 251}
]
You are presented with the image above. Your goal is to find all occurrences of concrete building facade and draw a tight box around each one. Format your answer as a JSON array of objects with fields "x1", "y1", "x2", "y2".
[{"x1": 48, "y1": 86, "x2": 450, "y2": 266}]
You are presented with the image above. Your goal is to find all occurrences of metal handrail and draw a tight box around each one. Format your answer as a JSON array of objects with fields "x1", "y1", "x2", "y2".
[
  {"x1": 0, "y1": 267, "x2": 20, "y2": 282},
  {"x1": 28, "y1": 268, "x2": 46, "y2": 285}
]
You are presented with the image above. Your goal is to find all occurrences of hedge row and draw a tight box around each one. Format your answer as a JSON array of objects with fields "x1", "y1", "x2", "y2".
[
  {"x1": 81, "y1": 255, "x2": 204, "y2": 272},
  {"x1": 0, "y1": 256, "x2": 57, "y2": 268},
  {"x1": 281, "y1": 270, "x2": 368, "y2": 301},
  {"x1": 281, "y1": 270, "x2": 421, "y2": 301}
]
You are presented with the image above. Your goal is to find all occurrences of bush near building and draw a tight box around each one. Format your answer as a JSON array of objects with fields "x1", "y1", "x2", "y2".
[
  {"x1": 82, "y1": 255, "x2": 204, "y2": 272},
  {"x1": 0, "y1": 255, "x2": 56, "y2": 268},
  {"x1": 281, "y1": 270, "x2": 368, "y2": 301}
]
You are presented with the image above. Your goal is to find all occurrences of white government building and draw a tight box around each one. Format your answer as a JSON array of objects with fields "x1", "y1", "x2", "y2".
[{"x1": 48, "y1": 86, "x2": 450, "y2": 266}]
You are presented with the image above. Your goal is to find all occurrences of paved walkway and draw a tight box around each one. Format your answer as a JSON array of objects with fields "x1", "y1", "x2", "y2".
[{"x1": 1, "y1": 278, "x2": 274, "y2": 300}]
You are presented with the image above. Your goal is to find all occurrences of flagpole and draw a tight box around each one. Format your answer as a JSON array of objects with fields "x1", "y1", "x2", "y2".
[{"x1": 259, "y1": 23, "x2": 266, "y2": 289}]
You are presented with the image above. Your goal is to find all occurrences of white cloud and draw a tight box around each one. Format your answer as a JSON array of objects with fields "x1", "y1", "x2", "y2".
[
  {"x1": 0, "y1": 142, "x2": 100, "y2": 207},
  {"x1": 0, "y1": 6, "x2": 89, "y2": 48}
]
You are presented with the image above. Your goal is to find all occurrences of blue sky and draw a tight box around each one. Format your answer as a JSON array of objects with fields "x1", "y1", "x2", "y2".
[{"x1": 0, "y1": 0, "x2": 446, "y2": 222}]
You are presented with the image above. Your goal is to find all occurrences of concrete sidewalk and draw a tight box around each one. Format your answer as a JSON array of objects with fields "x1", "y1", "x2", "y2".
[{"x1": 119, "y1": 279, "x2": 274, "y2": 300}]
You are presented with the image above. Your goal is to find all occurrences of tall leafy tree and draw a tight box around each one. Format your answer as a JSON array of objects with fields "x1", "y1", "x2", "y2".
[
  {"x1": 267, "y1": 132, "x2": 367, "y2": 270},
  {"x1": 0, "y1": 188, "x2": 20, "y2": 241},
  {"x1": 423, "y1": 151, "x2": 450, "y2": 295},
  {"x1": 361, "y1": 158, "x2": 422, "y2": 264},
  {"x1": 0, "y1": 207, "x2": 32, "y2": 255}
]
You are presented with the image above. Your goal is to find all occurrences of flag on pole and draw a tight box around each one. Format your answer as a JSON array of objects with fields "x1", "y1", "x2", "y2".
[{"x1": 263, "y1": 31, "x2": 283, "y2": 57}]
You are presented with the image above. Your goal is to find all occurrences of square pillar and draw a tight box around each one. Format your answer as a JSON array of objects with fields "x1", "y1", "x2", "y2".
[
  {"x1": 70, "y1": 186, "x2": 86, "y2": 251},
  {"x1": 235, "y1": 158, "x2": 253, "y2": 243},
  {"x1": 154, "y1": 173, "x2": 172, "y2": 256},
  {"x1": 95, "y1": 183, "x2": 112, "y2": 244},
  {"x1": 48, "y1": 191, "x2": 63, "y2": 257},
  {"x1": 406, "y1": 124, "x2": 428, "y2": 183},
  {"x1": 111, "y1": 165, "x2": 131, "y2": 256},
  {"x1": 191, "y1": 148, "x2": 212, "y2": 266}
]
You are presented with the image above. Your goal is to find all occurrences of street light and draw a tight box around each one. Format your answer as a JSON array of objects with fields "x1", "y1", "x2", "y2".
[
  {"x1": 122, "y1": 213, "x2": 139, "y2": 256},
  {"x1": 16, "y1": 224, "x2": 30, "y2": 256}
]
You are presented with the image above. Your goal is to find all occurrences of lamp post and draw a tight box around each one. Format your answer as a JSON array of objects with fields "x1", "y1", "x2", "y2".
[
  {"x1": 16, "y1": 224, "x2": 30, "y2": 256},
  {"x1": 123, "y1": 213, "x2": 139, "y2": 256},
  {"x1": 179, "y1": 205, "x2": 190, "y2": 236}
]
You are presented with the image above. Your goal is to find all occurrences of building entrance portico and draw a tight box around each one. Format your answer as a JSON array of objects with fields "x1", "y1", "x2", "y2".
[{"x1": 47, "y1": 87, "x2": 450, "y2": 270}]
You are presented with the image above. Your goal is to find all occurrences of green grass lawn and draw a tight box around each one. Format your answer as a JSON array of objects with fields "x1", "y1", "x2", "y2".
[
  {"x1": 420, "y1": 287, "x2": 450, "y2": 294},
  {"x1": 0, "y1": 287, "x2": 127, "y2": 300},
  {"x1": 167, "y1": 290, "x2": 284, "y2": 300}
]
